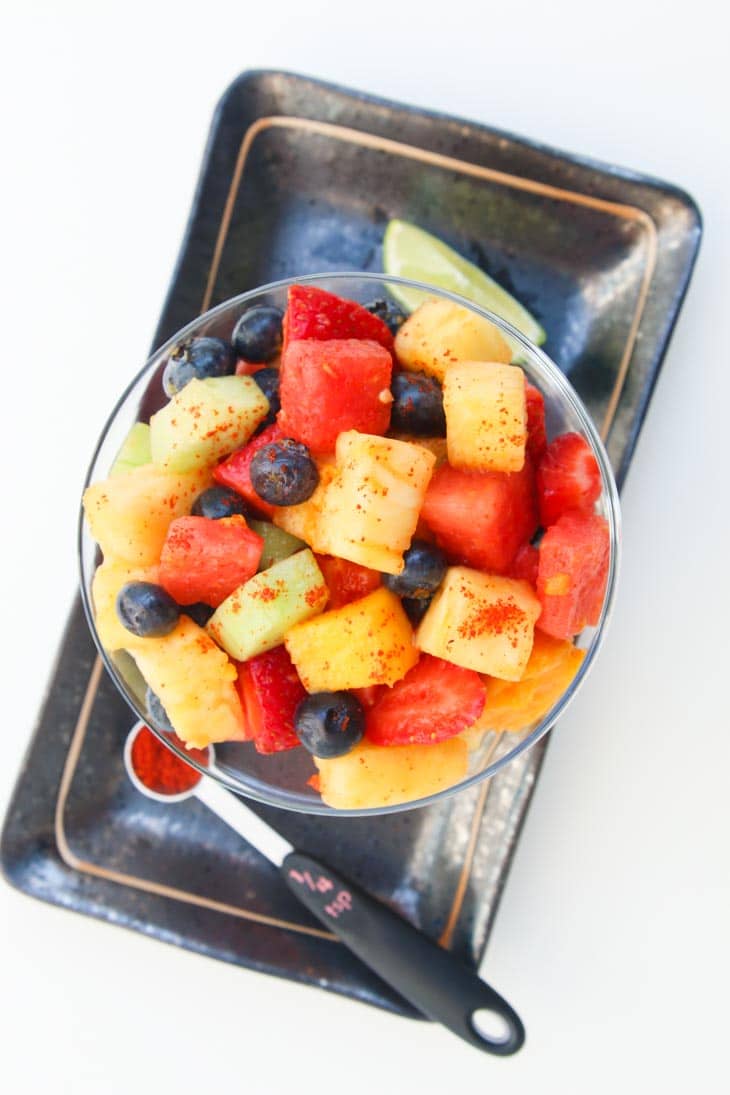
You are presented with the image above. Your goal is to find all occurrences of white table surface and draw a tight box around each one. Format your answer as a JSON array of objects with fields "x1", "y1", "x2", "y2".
[{"x1": 2, "y1": 2, "x2": 728, "y2": 1091}]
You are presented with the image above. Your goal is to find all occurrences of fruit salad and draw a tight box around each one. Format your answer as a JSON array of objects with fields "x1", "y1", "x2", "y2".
[{"x1": 83, "y1": 284, "x2": 611, "y2": 810}]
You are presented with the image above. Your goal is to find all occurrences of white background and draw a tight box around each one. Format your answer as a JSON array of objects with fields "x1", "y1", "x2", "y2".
[{"x1": 1, "y1": 2, "x2": 728, "y2": 1092}]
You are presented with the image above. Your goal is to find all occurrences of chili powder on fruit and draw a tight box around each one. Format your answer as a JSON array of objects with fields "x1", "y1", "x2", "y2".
[{"x1": 130, "y1": 726, "x2": 209, "y2": 795}]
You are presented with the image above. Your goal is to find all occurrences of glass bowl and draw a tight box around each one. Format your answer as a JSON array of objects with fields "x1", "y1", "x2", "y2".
[{"x1": 79, "y1": 272, "x2": 620, "y2": 816}]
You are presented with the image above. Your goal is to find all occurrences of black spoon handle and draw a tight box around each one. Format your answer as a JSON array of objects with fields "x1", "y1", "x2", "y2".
[{"x1": 282, "y1": 850, "x2": 525, "y2": 1056}]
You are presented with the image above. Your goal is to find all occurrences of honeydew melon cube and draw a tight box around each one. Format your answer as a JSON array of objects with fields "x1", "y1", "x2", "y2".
[
  {"x1": 248, "y1": 520, "x2": 306, "y2": 571},
  {"x1": 206, "y1": 549, "x2": 327, "y2": 662},
  {"x1": 150, "y1": 376, "x2": 269, "y2": 473},
  {"x1": 109, "y1": 422, "x2": 152, "y2": 476}
]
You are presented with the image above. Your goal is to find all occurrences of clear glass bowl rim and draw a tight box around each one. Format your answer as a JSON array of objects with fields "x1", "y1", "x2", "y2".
[{"x1": 78, "y1": 270, "x2": 621, "y2": 817}]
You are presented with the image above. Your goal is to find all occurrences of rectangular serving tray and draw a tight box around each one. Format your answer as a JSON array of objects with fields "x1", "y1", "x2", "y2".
[{"x1": 1, "y1": 71, "x2": 701, "y2": 1018}]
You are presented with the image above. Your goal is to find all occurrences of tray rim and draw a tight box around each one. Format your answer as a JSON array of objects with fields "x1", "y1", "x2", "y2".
[{"x1": 2, "y1": 68, "x2": 702, "y2": 1003}]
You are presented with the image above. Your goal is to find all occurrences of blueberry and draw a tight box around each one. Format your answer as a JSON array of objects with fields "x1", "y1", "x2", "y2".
[
  {"x1": 402, "y1": 596, "x2": 432, "y2": 626},
  {"x1": 383, "y1": 540, "x2": 447, "y2": 599},
  {"x1": 390, "y1": 370, "x2": 446, "y2": 436},
  {"x1": 232, "y1": 306, "x2": 283, "y2": 363},
  {"x1": 162, "y1": 337, "x2": 237, "y2": 397},
  {"x1": 116, "y1": 582, "x2": 180, "y2": 637},
  {"x1": 365, "y1": 298, "x2": 407, "y2": 335},
  {"x1": 145, "y1": 687, "x2": 175, "y2": 733},
  {"x1": 294, "y1": 692, "x2": 365, "y2": 758},
  {"x1": 192, "y1": 486, "x2": 252, "y2": 520},
  {"x1": 252, "y1": 367, "x2": 281, "y2": 428},
  {"x1": 249, "y1": 439, "x2": 319, "y2": 506},
  {"x1": 184, "y1": 602, "x2": 215, "y2": 627}
]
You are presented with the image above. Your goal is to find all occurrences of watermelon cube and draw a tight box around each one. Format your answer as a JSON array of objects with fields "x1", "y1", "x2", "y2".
[
  {"x1": 536, "y1": 511, "x2": 610, "y2": 638},
  {"x1": 536, "y1": 432, "x2": 602, "y2": 527},
  {"x1": 159, "y1": 515, "x2": 263, "y2": 607},
  {"x1": 278, "y1": 339, "x2": 393, "y2": 454},
  {"x1": 420, "y1": 459, "x2": 538, "y2": 575}
]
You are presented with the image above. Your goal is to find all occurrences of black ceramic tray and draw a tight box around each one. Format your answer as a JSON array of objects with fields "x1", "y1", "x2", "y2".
[{"x1": 1, "y1": 71, "x2": 700, "y2": 1018}]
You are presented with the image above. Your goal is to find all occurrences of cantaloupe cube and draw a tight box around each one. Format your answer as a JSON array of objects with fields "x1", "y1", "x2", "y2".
[
  {"x1": 285, "y1": 587, "x2": 418, "y2": 692},
  {"x1": 318, "y1": 432, "x2": 435, "y2": 575},
  {"x1": 314, "y1": 737, "x2": 468, "y2": 809},
  {"x1": 83, "y1": 464, "x2": 211, "y2": 566},
  {"x1": 131, "y1": 616, "x2": 245, "y2": 748},
  {"x1": 472, "y1": 632, "x2": 586, "y2": 733},
  {"x1": 394, "y1": 299, "x2": 511, "y2": 382},
  {"x1": 416, "y1": 566, "x2": 541, "y2": 680},
  {"x1": 92, "y1": 558, "x2": 160, "y2": 652},
  {"x1": 443, "y1": 361, "x2": 527, "y2": 473}
]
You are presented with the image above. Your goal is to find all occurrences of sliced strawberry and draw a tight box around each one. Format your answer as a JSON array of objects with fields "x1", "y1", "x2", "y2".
[
  {"x1": 278, "y1": 338, "x2": 392, "y2": 454},
  {"x1": 159, "y1": 515, "x2": 263, "y2": 607},
  {"x1": 365, "y1": 655, "x2": 486, "y2": 746},
  {"x1": 283, "y1": 285, "x2": 393, "y2": 352},
  {"x1": 509, "y1": 542, "x2": 539, "y2": 586},
  {"x1": 213, "y1": 422, "x2": 285, "y2": 518},
  {"x1": 315, "y1": 555, "x2": 381, "y2": 609},
  {"x1": 525, "y1": 383, "x2": 547, "y2": 464},
  {"x1": 236, "y1": 645, "x2": 306, "y2": 754},
  {"x1": 536, "y1": 511, "x2": 610, "y2": 638},
  {"x1": 536, "y1": 432, "x2": 601, "y2": 527},
  {"x1": 420, "y1": 458, "x2": 538, "y2": 575}
]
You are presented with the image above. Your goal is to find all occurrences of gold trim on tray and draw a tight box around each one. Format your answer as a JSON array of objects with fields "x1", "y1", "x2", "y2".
[{"x1": 57, "y1": 112, "x2": 655, "y2": 950}]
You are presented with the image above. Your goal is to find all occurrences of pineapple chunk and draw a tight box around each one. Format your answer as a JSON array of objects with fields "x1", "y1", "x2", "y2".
[
  {"x1": 207, "y1": 549, "x2": 328, "y2": 662},
  {"x1": 132, "y1": 616, "x2": 245, "y2": 748},
  {"x1": 271, "y1": 459, "x2": 337, "y2": 552},
  {"x1": 83, "y1": 464, "x2": 211, "y2": 566},
  {"x1": 394, "y1": 299, "x2": 511, "y2": 382},
  {"x1": 318, "y1": 431, "x2": 435, "y2": 575},
  {"x1": 473, "y1": 632, "x2": 586, "y2": 733},
  {"x1": 92, "y1": 558, "x2": 159, "y2": 652},
  {"x1": 443, "y1": 361, "x2": 527, "y2": 473},
  {"x1": 315, "y1": 738, "x2": 468, "y2": 809},
  {"x1": 285, "y1": 587, "x2": 418, "y2": 692},
  {"x1": 416, "y1": 566, "x2": 541, "y2": 680}
]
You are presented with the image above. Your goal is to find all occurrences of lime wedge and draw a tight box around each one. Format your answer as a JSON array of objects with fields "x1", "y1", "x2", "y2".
[{"x1": 382, "y1": 219, "x2": 546, "y2": 347}]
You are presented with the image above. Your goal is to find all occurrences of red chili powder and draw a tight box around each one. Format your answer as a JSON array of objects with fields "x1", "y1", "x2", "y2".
[{"x1": 130, "y1": 726, "x2": 209, "y2": 796}]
